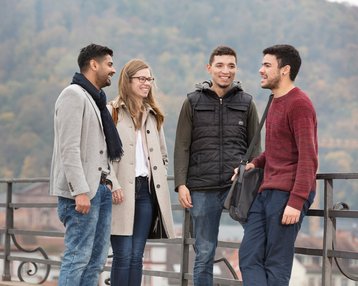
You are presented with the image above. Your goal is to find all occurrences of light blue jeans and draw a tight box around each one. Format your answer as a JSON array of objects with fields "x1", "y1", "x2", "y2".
[
  {"x1": 190, "y1": 189, "x2": 229, "y2": 286},
  {"x1": 57, "y1": 184, "x2": 112, "y2": 286}
]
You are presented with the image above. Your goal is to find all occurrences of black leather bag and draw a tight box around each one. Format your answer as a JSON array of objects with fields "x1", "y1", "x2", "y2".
[
  {"x1": 224, "y1": 165, "x2": 263, "y2": 224},
  {"x1": 148, "y1": 190, "x2": 168, "y2": 239},
  {"x1": 224, "y1": 94, "x2": 273, "y2": 224}
]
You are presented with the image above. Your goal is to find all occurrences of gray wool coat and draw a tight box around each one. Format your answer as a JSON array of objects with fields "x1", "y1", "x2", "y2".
[
  {"x1": 50, "y1": 84, "x2": 119, "y2": 199},
  {"x1": 108, "y1": 102, "x2": 175, "y2": 238}
]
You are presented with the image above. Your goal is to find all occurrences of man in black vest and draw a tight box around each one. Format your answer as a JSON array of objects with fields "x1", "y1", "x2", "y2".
[{"x1": 174, "y1": 45, "x2": 261, "y2": 286}]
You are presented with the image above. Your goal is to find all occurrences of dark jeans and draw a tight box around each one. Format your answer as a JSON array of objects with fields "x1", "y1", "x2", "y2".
[
  {"x1": 239, "y1": 189, "x2": 315, "y2": 286},
  {"x1": 110, "y1": 177, "x2": 153, "y2": 286}
]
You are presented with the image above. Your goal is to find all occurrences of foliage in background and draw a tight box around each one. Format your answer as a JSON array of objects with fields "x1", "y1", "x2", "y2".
[{"x1": 0, "y1": 0, "x2": 357, "y2": 206}]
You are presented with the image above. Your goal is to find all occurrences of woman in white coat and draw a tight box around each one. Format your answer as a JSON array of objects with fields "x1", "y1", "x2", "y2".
[{"x1": 108, "y1": 59, "x2": 175, "y2": 286}]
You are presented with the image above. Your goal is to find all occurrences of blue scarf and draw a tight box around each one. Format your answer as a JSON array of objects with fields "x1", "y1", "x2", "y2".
[{"x1": 71, "y1": 72, "x2": 123, "y2": 161}]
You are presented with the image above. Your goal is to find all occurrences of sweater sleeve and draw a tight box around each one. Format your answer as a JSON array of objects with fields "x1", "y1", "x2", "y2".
[
  {"x1": 251, "y1": 151, "x2": 266, "y2": 168},
  {"x1": 287, "y1": 100, "x2": 318, "y2": 210},
  {"x1": 174, "y1": 98, "x2": 192, "y2": 191}
]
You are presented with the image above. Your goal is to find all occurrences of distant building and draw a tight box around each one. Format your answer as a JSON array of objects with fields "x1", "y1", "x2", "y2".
[{"x1": 294, "y1": 231, "x2": 358, "y2": 286}]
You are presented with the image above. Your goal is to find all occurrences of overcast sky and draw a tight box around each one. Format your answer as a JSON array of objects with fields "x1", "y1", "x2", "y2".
[{"x1": 327, "y1": 0, "x2": 358, "y2": 5}]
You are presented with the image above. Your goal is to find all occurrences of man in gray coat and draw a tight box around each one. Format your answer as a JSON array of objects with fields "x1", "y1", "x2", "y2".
[{"x1": 50, "y1": 43, "x2": 123, "y2": 286}]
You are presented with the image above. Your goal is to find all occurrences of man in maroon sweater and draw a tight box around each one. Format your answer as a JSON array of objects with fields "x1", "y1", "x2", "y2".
[{"x1": 239, "y1": 45, "x2": 318, "y2": 286}]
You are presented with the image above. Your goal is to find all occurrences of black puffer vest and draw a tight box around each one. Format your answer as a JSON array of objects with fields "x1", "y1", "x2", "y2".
[{"x1": 186, "y1": 81, "x2": 252, "y2": 191}]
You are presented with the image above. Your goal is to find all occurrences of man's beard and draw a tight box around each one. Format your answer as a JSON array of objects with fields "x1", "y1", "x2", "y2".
[
  {"x1": 262, "y1": 74, "x2": 280, "y2": 90},
  {"x1": 99, "y1": 75, "x2": 112, "y2": 88}
]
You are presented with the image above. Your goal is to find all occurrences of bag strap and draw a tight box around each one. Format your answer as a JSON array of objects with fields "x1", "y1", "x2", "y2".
[
  {"x1": 241, "y1": 94, "x2": 273, "y2": 164},
  {"x1": 109, "y1": 102, "x2": 119, "y2": 126},
  {"x1": 112, "y1": 107, "x2": 118, "y2": 126},
  {"x1": 237, "y1": 94, "x2": 273, "y2": 183}
]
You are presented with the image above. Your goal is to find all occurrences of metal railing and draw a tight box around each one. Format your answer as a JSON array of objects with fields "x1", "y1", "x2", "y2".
[{"x1": 0, "y1": 173, "x2": 357, "y2": 285}]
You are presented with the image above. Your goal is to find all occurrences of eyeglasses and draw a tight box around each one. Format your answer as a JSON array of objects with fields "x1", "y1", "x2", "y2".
[{"x1": 131, "y1": 76, "x2": 155, "y2": 84}]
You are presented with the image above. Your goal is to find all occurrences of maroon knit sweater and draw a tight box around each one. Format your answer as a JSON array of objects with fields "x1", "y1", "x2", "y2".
[{"x1": 252, "y1": 87, "x2": 318, "y2": 211}]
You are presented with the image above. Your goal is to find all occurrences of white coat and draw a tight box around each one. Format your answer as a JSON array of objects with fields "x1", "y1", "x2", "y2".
[{"x1": 108, "y1": 101, "x2": 175, "y2": 238}]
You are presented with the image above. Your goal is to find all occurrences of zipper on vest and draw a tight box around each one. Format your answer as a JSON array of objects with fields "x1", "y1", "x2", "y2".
[{"x1": 219, "y1": 97, "x2": 223, "y2": 184}]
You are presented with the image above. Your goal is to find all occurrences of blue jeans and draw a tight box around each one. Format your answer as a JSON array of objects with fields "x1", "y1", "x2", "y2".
[
  {"x1": 57, "y1": 184, "x2": 112, "y2": 286},
  {"x1": 190, "y1": 189, "x2": 229, "y2": 286},
  {"x1": 110, "y1": 177, "x2": 153, "y2": 286},
  {"x1": 239, "y1": 189, "x2": 315, "y2": 286}
]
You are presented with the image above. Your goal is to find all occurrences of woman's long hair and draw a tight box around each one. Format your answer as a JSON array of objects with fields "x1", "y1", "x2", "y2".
[{"x1": 116, "y1": 59, "x2": 164, "y2": 130}]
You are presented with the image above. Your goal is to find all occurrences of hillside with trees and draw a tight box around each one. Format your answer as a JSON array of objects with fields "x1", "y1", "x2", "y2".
[{"x1": 0, "y1": 0, "x2": 357, "y2": 206}]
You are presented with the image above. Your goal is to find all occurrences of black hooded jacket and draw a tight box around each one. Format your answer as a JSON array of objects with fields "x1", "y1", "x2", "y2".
[{"x1": 181, "y1": 81, "x2": 259, "y2": 191}]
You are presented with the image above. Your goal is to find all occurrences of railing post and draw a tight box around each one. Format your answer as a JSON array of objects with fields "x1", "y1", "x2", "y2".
[
  {"x1": 179, "y1": 208, "x2": 191, "y2": 286},
  {"x1": 2, "y1": 181, "x2": 13, "y2": 281},
  {"x1": 322, "y1": 178, "x2": 334, "y2": 286}
]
